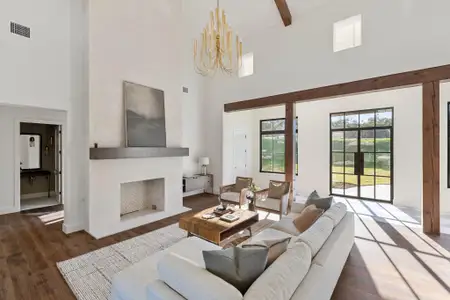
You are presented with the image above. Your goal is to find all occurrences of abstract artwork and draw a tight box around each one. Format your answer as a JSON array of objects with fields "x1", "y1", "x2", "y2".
[{"x1": 124, "y1": 81, "x2": 166, "y2": 147}]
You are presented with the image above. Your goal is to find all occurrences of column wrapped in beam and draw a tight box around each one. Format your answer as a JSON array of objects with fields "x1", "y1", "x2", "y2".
[{"x1": 422, "y1": 81, "x2": 440, "y2": 235}]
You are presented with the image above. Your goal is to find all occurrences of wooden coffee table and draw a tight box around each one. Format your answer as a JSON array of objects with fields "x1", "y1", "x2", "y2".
[{"x1": 179, "y1": 207, "x2": 259, "y2": 245}]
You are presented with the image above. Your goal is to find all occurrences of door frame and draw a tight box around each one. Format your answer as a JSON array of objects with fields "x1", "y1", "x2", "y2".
[
  {"x1": 14, "y1": 118, "x2": 65, "y2": 211},
  {"x1": 329, "y1": 107, "x2": 394, "y2": 203}
]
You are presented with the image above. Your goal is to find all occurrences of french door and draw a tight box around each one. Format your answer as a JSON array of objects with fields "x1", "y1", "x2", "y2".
[{"x1": 330, "y1": 108, "x2": 393, "y2": 202}]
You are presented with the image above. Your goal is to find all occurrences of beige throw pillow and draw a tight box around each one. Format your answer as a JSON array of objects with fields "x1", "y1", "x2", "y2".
[
  {"x1": 234, "y1": 177, "x2": 251, "y2": 193},
  {"x1": 242, "y1": 237, "x2": 291, "y2": 267},
  {"x1": 267, "y1": 181, "x2": 290, "y2": 199},
  {"x1": 293, "y1": 204, "x2": 324, "y2": 233}
]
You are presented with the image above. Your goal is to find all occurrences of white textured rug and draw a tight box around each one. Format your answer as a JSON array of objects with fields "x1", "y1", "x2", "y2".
[{"x1": 57, "y1": 223, "x2": 186, "y2": 300}]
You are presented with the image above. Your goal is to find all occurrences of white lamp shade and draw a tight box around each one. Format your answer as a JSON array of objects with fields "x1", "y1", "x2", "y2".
[{"x1": 199, "y1": 157, "x2": 210, "y2": 166}]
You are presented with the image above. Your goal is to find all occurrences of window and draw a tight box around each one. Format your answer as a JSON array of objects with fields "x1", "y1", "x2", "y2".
[
  {"x1": 333, "y1": 14, "x2": 362, "y2": 52},
  {"x1": 260, "y1": 118, "x2": 298, "y2": 174},
  {"x1": 239, "y1": 52, "x2": 254, "y2": 78}
]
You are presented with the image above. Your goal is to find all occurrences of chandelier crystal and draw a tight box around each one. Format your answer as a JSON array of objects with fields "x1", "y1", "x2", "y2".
[{"x1": 193, "y1": 0, "x2": 243, "y2": 76}]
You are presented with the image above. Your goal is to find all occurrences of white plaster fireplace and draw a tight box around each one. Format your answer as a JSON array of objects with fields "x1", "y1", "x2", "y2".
[{"x1": 88, "y1": 157, "x2": 190, "y2": 239}]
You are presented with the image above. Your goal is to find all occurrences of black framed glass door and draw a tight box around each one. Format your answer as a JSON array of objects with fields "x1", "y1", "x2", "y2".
[{"x1": 330, "y1": 108, "x2": 393, "y2": 202}]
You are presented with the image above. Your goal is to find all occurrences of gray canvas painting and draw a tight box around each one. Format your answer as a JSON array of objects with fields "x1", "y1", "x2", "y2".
[{"x1": 124, "y1": 81, "x2": 166, "y2": 147}]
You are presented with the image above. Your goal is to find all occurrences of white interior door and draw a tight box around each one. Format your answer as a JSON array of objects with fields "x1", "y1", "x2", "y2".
[{"x1": 233, "y1": 130, "x2": 248, "y2": 179}]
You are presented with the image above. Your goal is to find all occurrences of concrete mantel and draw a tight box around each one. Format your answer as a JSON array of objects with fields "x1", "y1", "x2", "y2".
[{"x1": 90, "y1": 147, "x2": 189, "y2": 160}]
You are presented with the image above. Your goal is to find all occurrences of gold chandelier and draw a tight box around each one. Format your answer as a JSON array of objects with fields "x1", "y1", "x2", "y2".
[{"x1": 194, "y1": 0, "x2": 243, "y2": 76}]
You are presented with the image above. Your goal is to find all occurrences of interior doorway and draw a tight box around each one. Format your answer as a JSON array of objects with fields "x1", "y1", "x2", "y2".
[
  {"x1": 330, "y1": 108, "x2": 394, "y2": 202},
  {"x1": 20, "y1": 122, "x2": 62, "y2": 211}
]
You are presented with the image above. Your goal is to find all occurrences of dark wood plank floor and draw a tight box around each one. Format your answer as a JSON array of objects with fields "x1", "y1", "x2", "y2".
[{"x1": 0, "y1": 194, "x2": 449, "y2": 300}]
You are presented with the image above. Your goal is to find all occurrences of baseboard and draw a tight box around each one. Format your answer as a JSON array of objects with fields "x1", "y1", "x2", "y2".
[
  {"x1": 63, "y1": 222, "x2": 84, "y2": 234},
  {"x1": 0, "y1": 206, "x2": 19, "y2": 215},
  {"x1": 21, "y1": 191, "x2": 57, "y2": 200}
]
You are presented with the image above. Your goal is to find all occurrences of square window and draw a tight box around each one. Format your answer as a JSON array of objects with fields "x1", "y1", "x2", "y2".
[
  {"x1": 239, "y1": 52, "x2": 254, "y2": 78},
  {"x1": 333, "y1": 15, "x2": 362, "y2": 52}
]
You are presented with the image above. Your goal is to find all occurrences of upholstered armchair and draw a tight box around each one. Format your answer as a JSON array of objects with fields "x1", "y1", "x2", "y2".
[
  {"x1": 219, "y1": 177, "x2": 253, "y2": 208},
  {"x1": 254, "y1": 180, "x2": 291, "y2": 218}
]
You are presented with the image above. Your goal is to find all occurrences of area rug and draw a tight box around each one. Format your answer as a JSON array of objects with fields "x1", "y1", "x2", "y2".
[{"x1": 56, "y1": 223, "x2": 186, "y2": 300}]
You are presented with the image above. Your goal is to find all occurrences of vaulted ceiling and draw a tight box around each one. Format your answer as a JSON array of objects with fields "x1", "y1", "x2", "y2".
[{"x1": 183, "y1": 0, "x2": 332, "y2": 37}]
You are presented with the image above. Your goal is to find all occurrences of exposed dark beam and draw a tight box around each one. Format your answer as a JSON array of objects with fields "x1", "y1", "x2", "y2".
[
  {"x1": 224, "y1": 64, "x2": 450, "y2": 112},
  {"x1": 274, "y1": 0, "x2": 292, "y2": 27},
  {"x1": 423, "y1": 81, "x2": 440, "y2": 235}
]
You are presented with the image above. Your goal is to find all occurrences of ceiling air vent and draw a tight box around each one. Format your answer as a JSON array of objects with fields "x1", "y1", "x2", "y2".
[
  {"x1": 10, "y1": 22, "x2": 31, "y2": 38},
  {"x1": 182, "y1": 87, "x2": 189, "y2": 93}
]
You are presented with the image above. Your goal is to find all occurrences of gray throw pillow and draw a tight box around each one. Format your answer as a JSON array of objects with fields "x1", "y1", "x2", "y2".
[
  {"x1": 307, "y1": 190, "x2": 320, "y2": 200},
  {"x1": 203, "y1": 246, "x2": 268, "y2": 293},
  {"x1": 305, "y1": 191, "x2": 333, "y2": 211}
]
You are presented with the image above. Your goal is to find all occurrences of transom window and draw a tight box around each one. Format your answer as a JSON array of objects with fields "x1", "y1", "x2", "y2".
[{"x1": 260, "y1": 118, "x2": 298, "y2": 174}]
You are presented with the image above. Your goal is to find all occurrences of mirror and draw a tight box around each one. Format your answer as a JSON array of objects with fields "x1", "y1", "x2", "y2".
[{"x1": 20, "y1": 134, "x2": 41, "y2": 170}]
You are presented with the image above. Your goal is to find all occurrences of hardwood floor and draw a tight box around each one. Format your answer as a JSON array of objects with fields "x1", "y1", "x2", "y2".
[{"x1": 0, "y1": 194, "x2": 449, "y2": 299}]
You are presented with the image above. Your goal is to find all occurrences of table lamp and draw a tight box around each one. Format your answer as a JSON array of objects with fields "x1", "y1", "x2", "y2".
[{"x1": 199, "y1": 157, "x2": 210, "y2": 175}]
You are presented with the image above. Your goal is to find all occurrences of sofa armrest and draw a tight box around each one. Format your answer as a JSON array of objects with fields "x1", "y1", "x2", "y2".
[
  {"x1": 158, "y1": 253, "x2": 243, "y2": 300},
  {"x1": 146, "y1": 280, "x2": 186, "y2": 300},
  {"x1": 280, "y1": 194, "x2": 289, "y2": 215},
  {"x1": 291, "y1": 202, "x2": 306, "y2": 213},
  {"x1": 220, "y1": 184, "x2": 235, "y2": 194}
]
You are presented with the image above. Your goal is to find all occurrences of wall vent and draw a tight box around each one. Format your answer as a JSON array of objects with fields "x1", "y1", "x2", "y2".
[
  {"x1": 182, "y1": 87, "x2": 189, "y2": 93},
  {"x1": 10, "y1": 22, "x2": 31, "y2": 38}
]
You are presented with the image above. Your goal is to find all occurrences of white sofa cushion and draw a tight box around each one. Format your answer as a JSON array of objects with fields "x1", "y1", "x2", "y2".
[
  {"x1": 270, "y1": 216, "x2": 300, "y2": 236},
  {"x1": 321, "y1": 203, "x2": 347, "y2": 227},
  {"x1": 293, "y1": 217, "x2": 333, "y2": 257},
  {"x1": 111, "y1": 237, "x2": 220, "y2": 300},
  {"x1": 158, "y1": 252, "x2": 243, "y2": 300},
  {"x1": 313, "y1": 212, "x2": 354, "y2": 267},
  {"x1": 256, "y1": 197, "x2": 280, "y2": 211},
  {"x1": 146, "y1": 280, "x2": 185, "y2": 300},
  {"x1": 221, "y1": 192, "x2": 240, "y2": 203},
  {"x1": 244, "y1": 242, "x2": 312, "y2": 300},
  {"x1": 242, "y1": 228, "x2": 292, "y2": 245}
]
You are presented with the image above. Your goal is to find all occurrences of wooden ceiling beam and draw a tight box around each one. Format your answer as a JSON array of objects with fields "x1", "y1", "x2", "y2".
[
  {"x1": 274, "y1": 0, "x2": 292, "y2": 27},
  {"x1": 224, "y1": 64, "x2": 450, "y2": 112}
]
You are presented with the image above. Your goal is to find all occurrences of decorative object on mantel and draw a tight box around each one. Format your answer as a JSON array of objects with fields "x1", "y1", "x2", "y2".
[
  {"x1": 199, "y1": 156, "x2": 210, "y2": 175},
  {"x1": 123, "y1": 81, "x2": 166, "y2": 147},
  {"x1": 193, "y1": 0, "x2": 243, "y2": 76}
]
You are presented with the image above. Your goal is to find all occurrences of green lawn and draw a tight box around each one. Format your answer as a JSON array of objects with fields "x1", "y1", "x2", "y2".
[{"x1": 332, "y1": 166, "x2": 390, "y2": 188}]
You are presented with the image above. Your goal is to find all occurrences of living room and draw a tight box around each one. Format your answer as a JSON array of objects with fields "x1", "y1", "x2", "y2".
[{"x1": 1, "y1": 0, "x2": 450, "y2": 299}]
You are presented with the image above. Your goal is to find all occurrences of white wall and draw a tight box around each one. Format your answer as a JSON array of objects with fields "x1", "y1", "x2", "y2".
[
  {"x1": 439, "y1": 82, "x2": 450, "y2": 215},
  {"x1": 297, "y1": 87, "x2": 422, "y2": 209},
  {"x1": 0, "y1": 0, "x2": 88, "y2": 231},
  {"x1": 0, "y1": 0, "x2": 70, "y2": 110},
  {"x1": 203, "y1": 0, "x2": 450, "y2": 196}
]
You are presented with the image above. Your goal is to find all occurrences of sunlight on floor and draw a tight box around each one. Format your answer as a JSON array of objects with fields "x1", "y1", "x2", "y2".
[
  {"x1": 336, "y1": 197, "x2": 450, "y2": 300},
  {"x1": 38, "y1": 210, "x2": 64, "y2": 225}
]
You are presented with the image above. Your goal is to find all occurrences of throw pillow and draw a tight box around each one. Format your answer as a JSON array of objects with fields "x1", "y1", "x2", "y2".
[
  {"x1": 203, "y1": 246, "x2": 268, "y2": 294},
  {"x1": 233, "y1": 177, "x2": 251, "y2": 193},
  {"x1": 293, "y1": 204, "x2": 324, "y2": 233},
  {"x1": 267, "y1": 181, "x2": 290, "y2": 199},
  {"x1": 307, "y1": 190, "x2": 320, "y2": 200},
  {"x1": 305, "y1": 191, "x2": 333, "y2": 211},
  {"x1": 242, "y1": 237, "x2": 291, "y2": 267}
]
